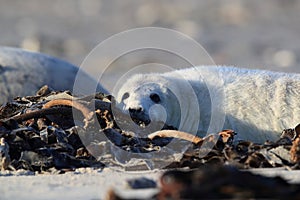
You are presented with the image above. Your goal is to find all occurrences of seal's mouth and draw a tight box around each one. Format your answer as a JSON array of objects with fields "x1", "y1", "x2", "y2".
[
  {"x1": 129, "y1": 111, "x2": 151, "y2": 126},
  {"x1": 132, "y1": 117, "x2": 151, "y2": 127}
]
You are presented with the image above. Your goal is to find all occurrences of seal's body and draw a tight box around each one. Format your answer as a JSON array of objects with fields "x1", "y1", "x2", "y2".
[
  {"x1": 116, "y1": 66, "x2": 300, "y2": 143},
  {"x1": 0, "y1": 46, "x2": 107, "y2": 104}
]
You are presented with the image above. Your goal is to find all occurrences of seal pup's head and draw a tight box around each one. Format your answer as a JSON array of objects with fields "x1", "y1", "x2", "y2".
[{"x1": 115, "y1": 73, "x2": 181, "y2": 129}]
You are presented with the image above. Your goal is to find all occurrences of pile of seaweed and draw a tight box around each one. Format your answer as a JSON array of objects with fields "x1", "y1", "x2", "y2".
[
  {"x1": 107, "y1": 164, "x2": 300, "y2": 200},
  {"x1": 1, "y1": 86, "x2": 300, "y2": 198}
]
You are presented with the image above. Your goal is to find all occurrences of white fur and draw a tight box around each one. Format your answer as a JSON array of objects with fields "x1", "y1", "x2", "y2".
[{"x1": 116, "y1": 66, "x2": 300, "y2": 143}]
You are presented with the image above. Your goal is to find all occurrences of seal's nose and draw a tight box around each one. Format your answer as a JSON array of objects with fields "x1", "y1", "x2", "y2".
[
  {"x1": 128, "y1": 106, "x2": 151, "y2": 126},
  {"x1": 129, "y1": 106, "x2": 143, "y2": 113}
]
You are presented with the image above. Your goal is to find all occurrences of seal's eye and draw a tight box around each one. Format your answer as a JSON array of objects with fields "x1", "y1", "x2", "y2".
[
  {"x1": 122, "y1": 92, "x2": 129, "y2": 101},
  {"x1": 150, "y1": 93, "x2": 161, "y2": 103}
]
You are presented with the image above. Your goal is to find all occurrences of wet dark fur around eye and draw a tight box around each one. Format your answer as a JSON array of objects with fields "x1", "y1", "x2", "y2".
[{"x1": 150, "y1": 93, "x2": 161, "y2": 103}]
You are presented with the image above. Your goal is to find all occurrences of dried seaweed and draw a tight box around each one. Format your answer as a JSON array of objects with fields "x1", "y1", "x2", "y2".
[
  {"x1": 1, "y1": 86, "x2": 300, "y2": 172},
  {"x1": 156, "y1": 165, "x2": 300, "y2": 200},
  {"x1": 0, "y1": 86, "x2": 105, "y2": 173},
  {"x1": 1, "y1": 86, "x2": 300, "y2": 198}
]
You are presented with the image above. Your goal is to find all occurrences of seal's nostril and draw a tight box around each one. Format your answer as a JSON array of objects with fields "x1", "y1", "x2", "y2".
[
  {"x1": 129, "y1": 107, "x2": 143, "y2": 113},
  {"x1": 136, "y1": 107, "x2": 142, "y2": 112},
  {"x1": 129, "y1": 108, "x2": 134, "y2": 113}
]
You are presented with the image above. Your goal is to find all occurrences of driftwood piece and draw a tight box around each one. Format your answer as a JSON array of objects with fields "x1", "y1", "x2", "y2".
[
  {"x1": 43, "y1": 99, "x2": 93, "y2": 120},
  {"x1": 148, "y1": 130, "x2": 203, "y2": 145},
  {"x1": 8, "y1": 107, "x2": 72, "y2": 123}
]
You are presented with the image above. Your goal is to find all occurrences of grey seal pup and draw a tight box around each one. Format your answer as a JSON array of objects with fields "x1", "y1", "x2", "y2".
[{"x1": 116, "y1": 66, "x2": 300, "y2": 143}]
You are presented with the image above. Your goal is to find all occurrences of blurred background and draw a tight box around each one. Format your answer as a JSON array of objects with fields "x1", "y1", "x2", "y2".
[{"x1": 1, "y1": 0, "x2": 300, "y2": 77}]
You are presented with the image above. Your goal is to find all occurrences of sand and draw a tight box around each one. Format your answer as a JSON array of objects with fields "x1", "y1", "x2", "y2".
[{"x1": 0, "y1": 168, "x2": 161, "y2": 200}]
